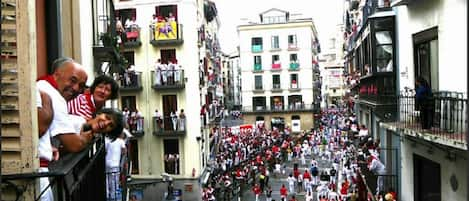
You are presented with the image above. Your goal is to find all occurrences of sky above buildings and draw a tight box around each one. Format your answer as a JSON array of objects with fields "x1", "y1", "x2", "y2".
[{"x1": 214, "y1": 0, "x2": 344, "y2": 54}]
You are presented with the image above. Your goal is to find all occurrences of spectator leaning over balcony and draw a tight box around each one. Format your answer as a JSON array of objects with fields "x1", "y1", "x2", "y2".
[
  {"x1": 415, "y1": 76, "x2": 433, "y2": 130},
  {"x1": 36, "y1": 57, "x2": 89, "y2": 201},
  {"x1": 68, "y1": 75, "x2": 119, "y2": 120}
]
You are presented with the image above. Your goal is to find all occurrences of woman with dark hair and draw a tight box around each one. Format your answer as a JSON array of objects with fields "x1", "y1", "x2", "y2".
[
  {"x1": 68, "y1": 75, "x2": 119, "y2": 120},
  {"x1": 415, "y1": 76, "x2": 433, "y2": 129}
]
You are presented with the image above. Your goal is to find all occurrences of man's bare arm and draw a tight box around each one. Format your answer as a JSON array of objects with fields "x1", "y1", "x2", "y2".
[{"x1": 38, "y1": 91, "x2": 53, "y2": 137}]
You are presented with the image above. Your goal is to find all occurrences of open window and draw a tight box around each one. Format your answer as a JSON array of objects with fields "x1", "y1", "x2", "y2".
[
  {"x1": 252, "y1": 97, "x2": 266, "y2": 111},
  {"x1": 252, "y1": 37, "x2": 263, "y2": 52},
  {"x1": 272, "y1": 74, "x2": 281, "y2": 89},
  {"x1": 254, "y1": 56, "x2": 262, "y2": 70},
  {"x1": 288, "y1": 35, "x2": 297, "y2": 48},
  {"x1": 164, "y1": 139, "x2": 180, "y2": 175}
]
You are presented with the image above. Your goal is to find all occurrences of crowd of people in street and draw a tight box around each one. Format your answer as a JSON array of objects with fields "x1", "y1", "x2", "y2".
[{"x1": 202, "y1": 102, "x2": 398, "y2": 201}]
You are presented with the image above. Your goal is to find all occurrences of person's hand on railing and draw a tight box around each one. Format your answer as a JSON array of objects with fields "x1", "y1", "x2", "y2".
[{"x1": 52, "y1": 146, "x2": 60, "y2": 161}]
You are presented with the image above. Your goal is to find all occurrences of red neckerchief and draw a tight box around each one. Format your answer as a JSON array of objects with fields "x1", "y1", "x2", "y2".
[{"x1": 37, "y1": 75, "x2": 58, "y2": 89}]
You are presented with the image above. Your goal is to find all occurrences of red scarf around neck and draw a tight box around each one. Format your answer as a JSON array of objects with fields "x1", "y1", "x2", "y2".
[{"x1": 37, "y1": 75, "x2": 58, "y2": 89}]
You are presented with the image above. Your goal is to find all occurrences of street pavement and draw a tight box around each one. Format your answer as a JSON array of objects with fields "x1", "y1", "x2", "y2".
[{"x1": 236, "y1": 152, "x2": 334, "y2": 201}]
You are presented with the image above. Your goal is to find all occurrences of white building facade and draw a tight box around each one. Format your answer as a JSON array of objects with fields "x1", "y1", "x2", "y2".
[{"x1": 238, "y1": 8, "x2": 321, "y2": 131}]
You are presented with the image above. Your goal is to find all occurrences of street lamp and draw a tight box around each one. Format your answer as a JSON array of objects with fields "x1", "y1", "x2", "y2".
[{"x1": 162, "y1": 173, "x2": 174, "y2": 200}]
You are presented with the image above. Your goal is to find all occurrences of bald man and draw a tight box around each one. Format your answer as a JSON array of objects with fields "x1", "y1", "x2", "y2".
[{"x1": 37, "y1": 57, "x2": 94, "y2": 201}]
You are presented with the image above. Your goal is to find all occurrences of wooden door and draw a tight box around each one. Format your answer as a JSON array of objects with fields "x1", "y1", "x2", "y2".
[{"x1": 163, "y1": 95, "x2": 177, "y2": 130}]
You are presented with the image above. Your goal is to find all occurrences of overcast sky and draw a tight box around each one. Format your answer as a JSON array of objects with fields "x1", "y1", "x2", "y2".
[{"x1": 214, "y1": 0, "x2": 344, "y2": 54}]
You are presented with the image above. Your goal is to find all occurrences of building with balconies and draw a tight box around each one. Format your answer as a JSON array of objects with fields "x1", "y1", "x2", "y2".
[
  {"x1": 238, "y1": 8, "x2": 321, "y2": 132},
  {"x1": 1, "y1": 0, "x2": 120, "y2": 200},
  {"x1": 110, "y1": 0, "x2": 221, "y2": 200},
  {"x1": 342, "y1": 0, "x2": 468, "y2": 200}
]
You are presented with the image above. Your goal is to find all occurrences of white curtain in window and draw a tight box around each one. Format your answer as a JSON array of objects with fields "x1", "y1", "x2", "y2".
[{"x1": 376, "y1": 31, "x2": 392, "y2": 53}]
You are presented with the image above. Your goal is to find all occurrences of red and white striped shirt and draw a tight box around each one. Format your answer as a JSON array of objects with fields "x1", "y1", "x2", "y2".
[{"x1": 67, "y1": 92, "x2": 96, "y2": 120}]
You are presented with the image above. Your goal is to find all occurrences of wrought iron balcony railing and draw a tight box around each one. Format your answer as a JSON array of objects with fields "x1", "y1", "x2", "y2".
[
  {"x1": 117, "y1": 71, "x2": 143, "y2": 92},
  {"x1": 396, "y1": 90, "x2": 467, "y2": 149},
  {"x1": 242, "y1": 104, "x2": 316, "y2": 113},
  {"x1": 2, "y1": 137, "x2": 107, "y2": 201},
  {"x1": 152, "y1": 117, "x2": 186, "y2": 136},
  {"x1": 121, "y1": 26, "x2": 142, "y2": 48},
  {"x1": 151, "y1": 70, "x2": 185, "y2": 90}
]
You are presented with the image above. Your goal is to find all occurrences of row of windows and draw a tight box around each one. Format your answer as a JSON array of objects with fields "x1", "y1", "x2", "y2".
[
  {"x1": 252, "y1": 35, "x2": 298, "y2": 50},
  {"x1": 254, "y1": 54, "x2": 298, "y2": 65},
  {"x1": 254, "y1": 74, "x2": 299, "y2": 90}
]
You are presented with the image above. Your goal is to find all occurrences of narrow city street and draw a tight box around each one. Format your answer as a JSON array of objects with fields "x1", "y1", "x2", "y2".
[{"x1": 238, "y1": 151, "x2": 333, "y2": 201}]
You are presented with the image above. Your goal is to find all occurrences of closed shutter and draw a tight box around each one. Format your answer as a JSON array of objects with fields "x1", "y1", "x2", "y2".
[{"x1": 2, "y1": 0, "x2": 37, "y2": 176}]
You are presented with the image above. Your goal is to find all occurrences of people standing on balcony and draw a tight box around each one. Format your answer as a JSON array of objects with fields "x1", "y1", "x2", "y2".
[
  {"x1": 178, "y1": 109, "x2": 186, "y2": 131},
  {"x1": 116, "y1": 17, "x2": 125, "y2": 44},
  {"x1": 174, "y1": 59, "x2": 181, "y2": 84},
  {"x1": 171, "y1": 110, "x2": 178, "y2": 131},
  {"x1": 68, "y1": 75, "x2": 119, "y2": 120},
  {"x1": 105, "y1": 132, "x2": 127, "y2": 201},
  {"x1": 161, "y1": 61, "x2": 168, "y2": 85},
  {"x1": 135, "y1": 109, "x2": 143, "y2": 132},
  {"x1": 123, "y1": 107, "x2": 130, "y2": 125},
  {"x1": 415, "y1": 76, "x2": 433, "y2": 130},
  {"x1": 168, "y1": 59, "x2": 176, "y2": 85},
  {"x1": 154, "y1": 109, "x2": 163, "y2": 131},
  {"x1": 154, "y1": 59, "x2": 163, "y2": 85}
]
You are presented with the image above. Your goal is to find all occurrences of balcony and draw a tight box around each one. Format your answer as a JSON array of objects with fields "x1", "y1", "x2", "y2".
[
  {"x1": 287, "y1": 43, "x2": 298, "y2": 51},
  {"x1": 253, "y1": 64, "x2": 263, "y2": 72},
  {"x1": 121, "y1": 27, "x2": 142, "y2": 48},
  {"x1": 395, "y1": 90, "x2": 467, "y2": 150},
  {"x1": 271, "y1": 83, "x2": 282, "y2": 92},
  {"x1": 289, "y1": 83, "x2": 300, "y2": 92},
  {"x1": 251, "y1": 45, "x2": 263, "y2": 53},
  {"x1": 117, "y1": 72, "x2": 143, "y2": 92},
  {"x1": 127, "y1": 116, "x2": 144, "y2": 137},
  {"x1": 2, "y1": 137, "x2": 107, "y2": 201},
  {"x1": 358, "y1": 73, "x2": 396, "y2": 105},
  {"x1": 151, "y1": 70, "x2": 185, "y2": 90},
  {"x1": 242, "y1": 104, "x2": 316, "y2": 114},
  {"x1": 289, "y1": 62, "x2": 300, "y2": 71},
  {"x1": 149, "y1": 23, "x2": 183, "y2": 46},
  {"x1": 271, "y1": 63, "x2": 282, "y2": 71},
  {"x1": 152, "y1": 117, "x2": 186, "y2": 136}
]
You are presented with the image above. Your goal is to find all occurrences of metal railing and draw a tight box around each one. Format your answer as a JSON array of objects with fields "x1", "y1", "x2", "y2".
[
  {"x1": 121, "y1": 26, "x2": 142, "y2": 47},
  {"x1": 242, "y1": 104, "x2": 317, "y2": 113},
  {"x1": 152, "y1": 117, "x2": 186, "y2": 135},
  {"x1": 127, "y1": 116, "x2": 144, "y2": 137},
  {"x1": 2, "y1": 137, "x2": 107, "y2": 201},
  {"x1": 116, "y1": 71, "x2": 142, "y2": 90},
  {"x1": 397, "y1": 90, "x2": 467, "y2": 145},
  {"x1": 151, "y1": 70, "x2": 185, "y2": 89}
]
